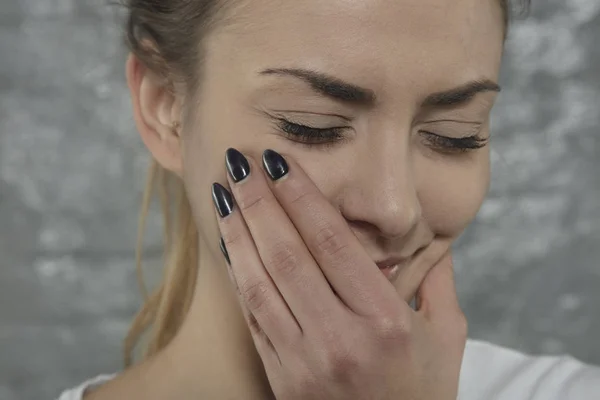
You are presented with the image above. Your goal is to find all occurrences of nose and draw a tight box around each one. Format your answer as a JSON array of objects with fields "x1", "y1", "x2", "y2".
[{"x1": 339, "y1": 144, "x2": 422, "y2": 240}]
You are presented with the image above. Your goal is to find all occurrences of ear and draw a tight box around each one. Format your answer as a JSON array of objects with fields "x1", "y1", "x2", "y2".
[{"x1": 126, "y1": 53, "x2": 184, "y2": 176}]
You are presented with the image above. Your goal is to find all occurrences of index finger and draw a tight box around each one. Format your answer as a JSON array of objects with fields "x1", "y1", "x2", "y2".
[{"x1": 262, "y1": 149, "x2": 405, "y2": 317}]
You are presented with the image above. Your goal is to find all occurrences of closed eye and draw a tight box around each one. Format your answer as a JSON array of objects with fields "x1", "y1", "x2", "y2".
[
  {"x1": 273, "y1": 118, "x2": 349, "y2": 150},
  {"x1": 419, "y1": 131, "x2": 489, "y2": 152},
  {"x1": 272, "y1": 116, "x2": 489, "y2": 153}
]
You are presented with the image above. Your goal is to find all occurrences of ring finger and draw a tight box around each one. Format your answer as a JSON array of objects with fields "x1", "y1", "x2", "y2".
[{"x1": 212, "y1": 181, "x2": 301, "y2": 351}]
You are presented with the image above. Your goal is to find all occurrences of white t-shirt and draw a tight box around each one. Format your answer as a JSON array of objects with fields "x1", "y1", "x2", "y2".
[{"x1": 56, "y1": 339, "x2": 600, "y2": 399}]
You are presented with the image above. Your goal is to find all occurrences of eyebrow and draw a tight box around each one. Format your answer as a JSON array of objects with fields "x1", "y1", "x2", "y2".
[
  {"x1": 421, "y1": 79, "x2": 501, "y2": 107},
  {"x1": 260, "y1": 67, "x2": 501, "y2": 108},
  {"x1": 260, "y1": 68, "x2": 376, "y2": 105}
]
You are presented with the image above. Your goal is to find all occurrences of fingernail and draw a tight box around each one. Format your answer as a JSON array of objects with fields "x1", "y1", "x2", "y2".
[
  {"x1": 262, "y1": 149, "x2": 289, "y2": 181},
  {"x1": 219, "y1": 237, "x2": 231, "y2": 265},
  {"x1": 226, "y1": 148, "x2": 250, "y2": 183},
  {"x1": 212, "y1": 182, "x2": 234, "y2": 218}
]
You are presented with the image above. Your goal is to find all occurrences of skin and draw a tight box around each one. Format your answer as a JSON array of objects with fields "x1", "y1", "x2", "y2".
[{"x1": 87, "y1": 0, "x2": 505, "y2": 398}]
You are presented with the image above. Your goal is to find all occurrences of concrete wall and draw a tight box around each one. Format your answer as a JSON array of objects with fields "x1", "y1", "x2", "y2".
[{"x1": 1, "y1": 1, "x2": 599, "y2": 398}]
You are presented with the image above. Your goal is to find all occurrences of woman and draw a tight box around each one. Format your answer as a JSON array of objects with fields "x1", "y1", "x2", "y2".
[{"x1": 58, "y1": 0, "x2": 600, "y2": 398}]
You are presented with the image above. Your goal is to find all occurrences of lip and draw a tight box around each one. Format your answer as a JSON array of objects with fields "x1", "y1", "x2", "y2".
[{"x1": 376, "y1": 257, "x2": 412, "y2": 283}]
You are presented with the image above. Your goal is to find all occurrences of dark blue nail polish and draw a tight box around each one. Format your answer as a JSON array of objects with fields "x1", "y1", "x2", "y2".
[
  {"x1": 212, "y1": 182, "x2": 234, "y2": 218},
  {"x1": 262, "y1": 149, "x2": 289, "y2": 181},
  {"x1": 226, "y1": 148, "x2": 250, "y2": 183}
]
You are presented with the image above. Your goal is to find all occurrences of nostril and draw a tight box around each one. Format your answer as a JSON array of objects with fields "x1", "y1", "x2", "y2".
[
  {"x1": 380, "y1": 207, "x2": 421, "y2": 239},
  {"x1": 345, "y1": 209, "x2": 421, "y2": 240},
  {"x1": 338, "y1": 189, "x2": 422, "y2": 239}
]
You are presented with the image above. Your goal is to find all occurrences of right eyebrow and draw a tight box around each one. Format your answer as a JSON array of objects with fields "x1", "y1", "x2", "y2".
[{"x1": 259, "y1": 67, "x2": 377, "y2": 106}]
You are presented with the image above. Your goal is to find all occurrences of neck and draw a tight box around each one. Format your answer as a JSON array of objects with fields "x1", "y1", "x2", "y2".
[{"x1": 168, "y1": 237, "x2": 275, "y2": 399}]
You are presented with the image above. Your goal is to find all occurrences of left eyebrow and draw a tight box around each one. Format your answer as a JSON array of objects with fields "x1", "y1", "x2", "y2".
[{"x1": 421, "y1": 79, "x2": 501, "y2": 108}]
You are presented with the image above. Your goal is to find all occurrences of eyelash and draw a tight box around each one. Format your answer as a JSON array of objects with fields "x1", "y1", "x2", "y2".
[
  {"x1": 276, "y1": 118, "x2": 489, "y2": 152},
  {"x1": 275, "y1": 118, "x2": 348, "y2": 149},
  {"x1": 419, "y1": 131, "x2": 489, "y2": 152}
]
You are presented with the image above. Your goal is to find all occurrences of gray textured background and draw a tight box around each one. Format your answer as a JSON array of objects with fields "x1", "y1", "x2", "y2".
[{"x1": 0, "y1": 1, "x2": 599, "y2": 399}]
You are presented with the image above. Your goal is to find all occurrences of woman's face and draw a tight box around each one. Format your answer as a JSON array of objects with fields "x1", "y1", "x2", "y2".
[{"x1": 181, "y1": 0, "x2": 505, "y2": 298}]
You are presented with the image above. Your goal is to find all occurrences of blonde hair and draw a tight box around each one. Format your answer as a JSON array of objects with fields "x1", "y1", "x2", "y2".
[{"x1": 123, "y1": 161, "x2": 198, "y2": 366}]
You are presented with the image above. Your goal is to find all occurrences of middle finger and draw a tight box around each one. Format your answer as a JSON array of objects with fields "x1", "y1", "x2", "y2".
[
  {"x1": 260, "y1": 149, "x2": 405, "y2": 318},
  {"x1": 224, "y1": 148, "x2": 345, "y2": 328}
]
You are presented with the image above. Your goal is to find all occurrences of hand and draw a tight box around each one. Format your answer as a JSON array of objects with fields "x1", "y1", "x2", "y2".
[{"x1": 212, "y1": 148, "x2": 467, "y2": 400}]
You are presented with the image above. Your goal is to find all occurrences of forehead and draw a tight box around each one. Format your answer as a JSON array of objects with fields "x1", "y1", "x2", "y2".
[{"x1": 208, "y1": 0, "x2": 504, "y2": 95}]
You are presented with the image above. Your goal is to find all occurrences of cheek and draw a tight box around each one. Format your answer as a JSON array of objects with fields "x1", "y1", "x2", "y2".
[
  {"x1": 417, "y1": 150, "x2": 490, "y2": 237},
  {"x1": 180, "y1": 124, "x2": 222, "y2": 243},
  {"x1": 179, "y1": 91, "x2": 277, "y2": 241}
]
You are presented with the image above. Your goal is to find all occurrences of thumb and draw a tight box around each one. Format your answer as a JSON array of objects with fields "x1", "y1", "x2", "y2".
[{"x1": 415, "y1": 250, "x2": 462, "y2": 322}]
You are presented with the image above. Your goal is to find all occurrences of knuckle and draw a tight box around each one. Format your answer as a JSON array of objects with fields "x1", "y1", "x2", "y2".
[
  {"x1": 373, "y1": 312, "x2": 411, "y2": 342},
  {"x1": 289, "y1": 365, "x2": 319, "y2": 393},
  {"x1": 238, "y1": 192, "x2": 266, "y2": 213},
  {"x1": 314, "y1": 224, "x2": 349, "y2": 258},
  {"x1": 239, "y1": 277, "x2": 271, "y2": 313},
  {"x1": 269, "y1": 244, "x2": 300, "y2": 275},
  {"x1": 321, "y1": 343, "x2": 360, "y2": 380},
  {"x1": 288, "y1": 189, "x2": 314, "y2": 206},
  {"x1": 247, "y1": 312, "x2": 262, "y2": 335},
  {"x1": 222, "y1": 230, "x2": 243, "y2": 247}
]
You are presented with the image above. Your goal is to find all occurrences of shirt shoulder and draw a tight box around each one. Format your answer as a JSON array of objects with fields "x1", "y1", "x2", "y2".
[
  {"x1": 459, "y1": 339, "x2": 600, "y2": 400},
  {"x1": 56, "y1": 374, "x2": 116, "y2": 400}
]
